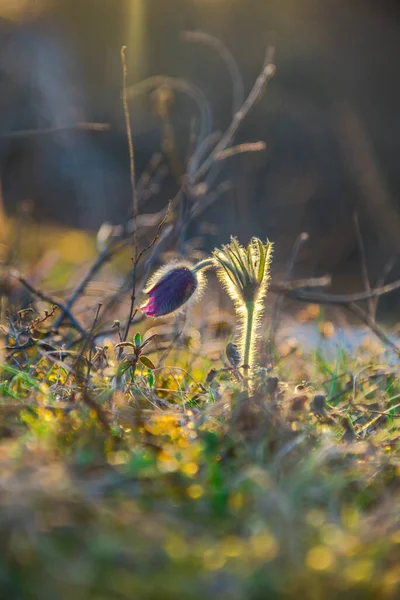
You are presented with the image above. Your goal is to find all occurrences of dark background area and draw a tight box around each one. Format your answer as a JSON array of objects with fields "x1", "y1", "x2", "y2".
[{"x1": 1, "y1": 0, "x2": 400, "y2": 293}]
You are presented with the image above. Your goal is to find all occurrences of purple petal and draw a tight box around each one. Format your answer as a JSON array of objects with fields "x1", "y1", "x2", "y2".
[{"x1": 142, "y1": 267, "x2": 197, "y2": 317}]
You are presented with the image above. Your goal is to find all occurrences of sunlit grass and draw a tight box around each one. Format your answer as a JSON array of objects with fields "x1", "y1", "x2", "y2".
[{"x1": 1, "y1": 329, "x2": 399, "y2": 598}]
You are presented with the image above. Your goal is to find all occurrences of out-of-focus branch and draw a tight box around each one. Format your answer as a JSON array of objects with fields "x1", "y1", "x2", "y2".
[
  {"x1": 334, "y1": 103, "x2": 400, "y2": 255},
  {"x1": 119, "y1": 201, "x2": 173, "y2": 350},
  {"x1": 126, "y1": 76, "x2": 213, "y2": 146},
  {"x1": 16, "y1": 273, "x2": 86, "y2": 335},
  {"x1": 353, "y1": 212, "x2": 374, "y2": 319},
  {"x1": 182, "y1": 31, "x2": 245, "y2": 115},
  {"x1": 271, "y1": 276, "x2": 400, "y2": 356},
  {"x1": 215, "y1": 141, "x2": 266, "y2": 161},
  {"x1": 284, "y1": 278, "x2": 400, "y2": 304},
  {"x1": 347, "y1": 302, "x2": 400, "y2": 357},
  {"x1": 121, "y1": 46, "x2": 138, "y2": 241},
  {"x1": 268, "y1": 233, "x2": 310, "y2": 362},
  {"x1": 0, "y1": 122, "x2": 110, "y2": 140},
  {"x1": 189, "y1": 45, "x2": 275, "y2": 186}
]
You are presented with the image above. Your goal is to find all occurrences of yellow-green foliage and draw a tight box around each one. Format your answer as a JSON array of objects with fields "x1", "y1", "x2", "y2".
[{"x1": 1, "y1": 325, "x2": 400, "y2": 599}]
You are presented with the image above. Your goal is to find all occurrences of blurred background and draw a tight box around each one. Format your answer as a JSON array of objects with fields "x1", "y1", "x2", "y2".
[{"x1": 1, "y1": 0, "x2": 400, "y2": 299}]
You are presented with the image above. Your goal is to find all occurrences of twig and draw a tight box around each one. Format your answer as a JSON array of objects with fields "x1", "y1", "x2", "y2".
[
  {"x1": 353, "y1": 212, "x2": 374, "y2": 319},
  {"x1": 153, "y1": 88, "x2": 183, "y2": 183},
  {"x1": 119, "y1": 201, "x2": 172, "y2": 350},
  {"x1": 16, "y1": 274, "x2": 86, "y2": 335},
  {"x1": 52, "y1": 243, "x2": 118, "y2": 330},
  {"x1": 54, "y1": 204, "x2": 174, "y2": 332},
  {"x1": 81, "y1": 388, "x2": 113, "y2": 434},
  {"x1": 182, "y1": 31, "x2": 245, "y2": 115},
  {"x1": 189, "y1": 45, "x2": 275, "y2": 185},
  {"x1": 353, "y1": 401, "x2": 400, "y2": 417},
  {"x1": 177, "y1": 45, "x2": 275, "y2": 244},
  {"x1": 266, "y1": 271, "x2": 400, "y2": 355},
  {"x1": 190, "y1": 181, "x2": 232, "y2": 221},
  {"x1": 85, "y1": 304, "x2": 103, "y2": 385},
  {"x1": 25, "y1": 305, "x2": 58, "y2": 333},
  {"x1": 371, "y1": 256, "x2": 397, "y2": 320},
  {"x1": 6, "y1": 337, "x2": 37, "y2": 356},
  {"x1": 95, "y1": 227, "x2": 172, "y2": 332},
  {"x1": 270, "y1": 275, "x2": 331, "y2": 294},
  {"x1": 0, "y1": 122, "x2": 110, "y2": 140},
  {"x1": 334, "y1": 103, "x2": 400, "y2": 255},
  {"x1": 271, "y1": 280, "x2": 400, "y2": 357},
  {"x1": 284, "y1": 279, "x2": 400, "y2": 305},
  {"x1": 158, "y1": 313, "x2": 187, "y2": 368},
  {"x1": 268, "y1": 232, "x2": 309, "y2": 362},
  {"x1": 186, "y1": 131, "x2": 222, "y2": 182},
  {"x1": 347, "y1": 302, "x2": 400, "y2": 357},
  {"x1": 355, "y1": 401, "x2": 400, "y2": 434},
  {"x1": 215, "y1": 141, "x2": 266, "y2": 161},
  {"x1": 135, "y1": 153, "x2": 164, "y2": 204},
  {"x1": 121, "y1": 46, "x2": 138, "y2": 244},
  {"x1": 126, "y1": 75, "x2": 213, "y2": 147}
]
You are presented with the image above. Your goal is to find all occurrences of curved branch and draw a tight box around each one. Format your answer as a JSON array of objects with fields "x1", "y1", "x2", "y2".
[{"x1": 182, "y1": 30, "x2": 245, "y2": 115}]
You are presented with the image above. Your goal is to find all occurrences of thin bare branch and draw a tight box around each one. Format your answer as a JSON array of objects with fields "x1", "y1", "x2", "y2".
[
  {"x1": 16, "y1": 274, "x2": 86, "y2": 335},
  {"x1": 353, "y1": 212, "x2": 374, "y2": 319},
  {"x1": 270, "y1": 275, "x2": 400, "y2": 356},
  {"x1": 182, "y1": 30, "x2": 245, "y2": 115},
  {"x1": 371, "y1": 256, "x2": 397, "y2": 320},
  {"x1": 347, "y1": 302, "x2": 400, "y2": 357},
  {"x1": 52, "y1": 242, "x2": 118, "y2": 330},
  {"x1": 268, "y1": 232, "x2": 309, "y2": 362},
  {"x1": 215, "y1": 141, "x2": 266, "y2": 161},
  {"x1": 190, "y1": 45, "x2": 275, "y2": 185},
  {"x1": 284, "y1": 278, "x2": 400, "y2": 304},
  {"x1": 120, "y1": 201, "x2": 173, "y2": 349},
  {"x1": 0, "y1": 122, "x2": 110, "y2": 140},
  {"x1": 126, "y1": 75, "x2": 213, "y2": 145},
  {"x1": 121, "y1": 46, "x2": 138, "y2": 246}
]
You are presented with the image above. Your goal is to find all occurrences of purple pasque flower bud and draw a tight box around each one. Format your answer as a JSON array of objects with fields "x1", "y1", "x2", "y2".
[{"x1": 141, "y1": 265, "x2": 199, "y2": 317}]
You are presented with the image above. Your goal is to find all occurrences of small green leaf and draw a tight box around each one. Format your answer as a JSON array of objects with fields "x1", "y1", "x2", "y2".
[
  {"x1": 227, "y1": 245, "x2": 246, "y2": 287},
  {"x1": 147, "y1": 369, "x2": 155, "y2": 388},
  {"x1": 134, "y1": 332, "x2": 141, "y2": 348},
  {"x1": 140, "y1": 355, "x2": 156, "y2": 370},
  {"x1": 115, "y1": 341, "x2": 135, "y2": 350},
  {"x1": 139, "y1": 334, "x2": 157, "y2": 350},
  {"x1": 117, "y1": 358, "x2": 135, "y2": 377},
  {"x1": 214, "y1": 255, "x2": 237, "y2": 286},
  {"x1": 257, "y1": 238, "x2": 266, "y2": 283}
]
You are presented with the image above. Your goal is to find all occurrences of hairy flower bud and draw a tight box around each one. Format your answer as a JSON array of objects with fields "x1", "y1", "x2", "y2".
[{"x1": 141, "y1": 265, "x2": 199, "y2": 317}]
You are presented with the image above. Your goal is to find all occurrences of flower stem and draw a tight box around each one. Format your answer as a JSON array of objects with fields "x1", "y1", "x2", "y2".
[
  {"x1": 192, "y1": 258, "x2": 215, "y2": 273},
  {"x1": 243, "y1": 300, "x2": 255, "y2": 380}
]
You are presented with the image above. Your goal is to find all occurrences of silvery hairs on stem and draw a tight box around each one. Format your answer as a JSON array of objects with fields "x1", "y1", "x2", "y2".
[{"x1": 212, "y1": 237, "x2": 273, "y2": 378}]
